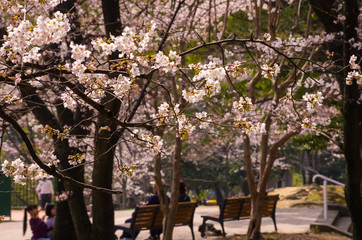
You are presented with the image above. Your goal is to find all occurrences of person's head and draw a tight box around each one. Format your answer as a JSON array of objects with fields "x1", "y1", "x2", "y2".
[
  {"x1": 151, "y1": 179, "x2": 166, "y2": 194},
  {"x1": 45, "y1": 204, "x2": 56, "y2": 217},
  {"x1": 153, "y1": 183, "x2": 157, "y2": 193},
  {"x1": 23, "y1": 205, "x2": 38, "y2": 235},
  {"x1": 179, "y1": 180, "x2": 186, "y2": 194}
]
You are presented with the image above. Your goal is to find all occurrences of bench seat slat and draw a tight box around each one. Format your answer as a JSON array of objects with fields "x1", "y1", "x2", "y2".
[
  {"x1": 115, "y1": 202, "x2": 197, "y2": 240},
  {"x1": 200, "y1": 195, "x2": 279, "y2": 238}
]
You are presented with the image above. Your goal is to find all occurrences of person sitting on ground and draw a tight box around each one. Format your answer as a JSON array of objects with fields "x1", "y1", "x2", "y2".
[
  {"x1": 23, "y1": 204, "x2": 50, "y2": 240},
  {"x1": 45, "y1": 204, "x2": 56, "y2": 237}
]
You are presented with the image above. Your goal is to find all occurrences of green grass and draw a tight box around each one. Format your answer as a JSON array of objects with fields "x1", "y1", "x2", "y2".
[{"x1": 293, "y1": 173, "x2": 303, "y2": 186}]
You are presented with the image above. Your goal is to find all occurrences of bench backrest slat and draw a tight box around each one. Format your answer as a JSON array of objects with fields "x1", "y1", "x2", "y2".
[
  {"x1": 221, "y1": 197, "x2": 246, "y2": 220},
  {"x1": 221, "y1": 194, "x2": 279, "y2": 220},
  {"x1": 132, "y1": 202, "x2": 197, "y2": 230},
  {"x1": 262, "y1": 195, "x2": 279, "y2": 216},
  {"x1": 175, "y1": 202, "x2": 197, "y2": 225},
  {"x1": 132, "y1": 205, "x2": 159, "y2": 230}
]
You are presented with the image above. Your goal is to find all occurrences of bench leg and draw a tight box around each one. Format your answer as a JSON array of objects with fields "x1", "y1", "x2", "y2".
[
  {"x1": 189, "y1": 224, "x2": 195, "y2": 240},
  {"x1": 271, "y1": 215, "x2": 277, "y2": 231},
  {"x1": 220, "y1": 221, "x2": 226, "y2": 237},
  {"x1": 200, "y1": 218, "x2": 207, "y2": 238}
]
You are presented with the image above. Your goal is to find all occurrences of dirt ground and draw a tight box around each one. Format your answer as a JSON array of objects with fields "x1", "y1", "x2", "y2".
[
  {"x1": 267, "y1": 184, "x2": 345, "y2": 209},
  {"x1": 224, "y1": 232, "x2": 349, "y2": 240},
  {"x1": 222, "y1": 184, "x2": 349, "y2": 240}
]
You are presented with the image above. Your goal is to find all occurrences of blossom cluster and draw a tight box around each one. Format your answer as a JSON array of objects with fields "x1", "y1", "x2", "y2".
[
  {"x1": 152, "y1": 50, "x2": 181, "y2": 73},
  {"x1": 152, "y1": 102, "x2": 180, "y2": 126},
  {"x1": 133, "y1": 130, "x2": 164, "y2": 155},
  {"x1": 68, "y1": 153, "x2": 85, "y2": 166},
  {"x1": 116, "y1": 164, "x2": 136, "y2": 178},
  {"x1": 41, "y1": 125, "x2": 70, "y2": 141},
  {"x1": 261, "y1": 64, "x2": 280, "y2": 80},
  {"x1": 1, "y1": 159, "x2": 53, "y2": 185},
  {"x1": 233, "y1": 97, "x2": 253, "y2": 113},
  {"x1": 182, "y1": 88, "x2": 207, "y2": 103},
  {"x1": 226, "y1": 61, "x2": 246, "y2": 78},
  {"x1": 182, "y1": 62, "x2": 226, "y2": 103},
  {"x1": 346, "y1": 55, "x2": 361, "y2": 85},
  {"x1": 195, "y1": 112, "x2": 209, "y2": 129},
  {"x1": 92, "y1": 24, "x2": 156, "y2": 57},
  {"x1": 234, "y1": 117, "x2": 266, "y2": 136},
  {"x1": 301, "y1": 118, "x2": 316, "y2": 130},
  {"x1": 0, "y1": 11, "x2": 70, "y2": 63},
  {"x1": 66, "y1": 24, "x2": 159, "y2": 105},
  {"x1": 55, "y1": 191, "x2": 72, "y2": 202},
  {"x1": 254, "y1": 33, "x2": 335, "y2": 61},
  {"x1": 113, "y1": 75, "x2": 133, "y2": 98},
  {"x1": 70, "y1": 42, "x2": 91, "y2": 62},
  {"x1": 302, "y1": 92, "x2": 324, "y2": 112},
  {"x1": 176, "y1": 114, "x2": 196, "y2": 140},
  {"x1": 0, "y1": 0, "x2": 61, "y2": 14},
  {"x1": 61, "y1": 88, "x2": 78, "y2": 111}
]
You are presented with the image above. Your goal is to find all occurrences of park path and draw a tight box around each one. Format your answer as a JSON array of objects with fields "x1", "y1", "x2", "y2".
[{"x1": 0, "y1": 206, "x2": 322, "y2": 240}]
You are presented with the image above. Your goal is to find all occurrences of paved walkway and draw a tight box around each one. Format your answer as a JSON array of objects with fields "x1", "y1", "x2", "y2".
[{"x1": 0, "y1": 206, "x2": 322, "y2": 240}]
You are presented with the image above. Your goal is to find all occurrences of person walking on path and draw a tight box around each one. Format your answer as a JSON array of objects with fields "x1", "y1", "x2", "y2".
[{"x1": 36, "y1": 178, "x2": 54, "y2": 209}]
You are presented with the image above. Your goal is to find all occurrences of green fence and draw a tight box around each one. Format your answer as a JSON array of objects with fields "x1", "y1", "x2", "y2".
[
  {"x1": 1, "y1": 176, "x2": 58, "y2": 213},
  {"x1": 11, "y1": 178, "x2": 39, "y2": 209},
  {"x1": 0, "y1": 172, "x2": 11, "y2": 217}
]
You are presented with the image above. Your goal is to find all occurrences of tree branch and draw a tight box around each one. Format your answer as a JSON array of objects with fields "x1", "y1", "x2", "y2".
[{"x1": 0, "y1": 106, "x2": 122, "y2": 194}]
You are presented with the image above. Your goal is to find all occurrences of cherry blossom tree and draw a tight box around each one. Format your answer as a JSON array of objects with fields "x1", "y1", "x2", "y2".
[{"x1": 0, "y1": 1, "x2": 360, "y2": 240}]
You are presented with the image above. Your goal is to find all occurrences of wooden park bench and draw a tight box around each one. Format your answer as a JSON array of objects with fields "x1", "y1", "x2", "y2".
[
  {"x1": 115, "y1": 201, "x2": 197, "y2": 240},
  {"x1": 200, "y1": 194, "x2": 279, "y2": 237}
]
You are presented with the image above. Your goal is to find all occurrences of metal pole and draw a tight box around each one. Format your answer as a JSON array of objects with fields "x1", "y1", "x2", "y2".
[{"x1": 323, "y1": 179, "x2": 327, "y2": 221}]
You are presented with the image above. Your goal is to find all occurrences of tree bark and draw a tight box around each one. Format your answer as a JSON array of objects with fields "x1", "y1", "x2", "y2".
[
  {"x1": 51, "y1": 181, "x2": 77, "y2": 240},
  {"x1": 247, "y1": 192, "x2": 264, "y2": 240},
  {"x1": 163, "y1": 137, "x2": 183, "y2": 240},
  {"x1": 92, "y1": 92, "x2": 121, "y2": 239},
  {"x1": 309, "y1": 1, "x2": 362, "y2": 239},
  {"x1": 91, "y1": 1, "x2": 122, "y2": 239},
  {"x1": 18, "y1": 82, "x2": 92, "y2": 240},
  {"x1": 343, "y1": 1, "x2": 362, "y2": 239},
  {"x1": 245, "y1": 129, "x2": 299, "y2": 239}
]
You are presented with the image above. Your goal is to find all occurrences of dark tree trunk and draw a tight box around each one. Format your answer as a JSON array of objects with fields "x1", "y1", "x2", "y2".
[
  {"x1": 214, "y1": 185, "x2": 224, "y2": 206},
  {"x1": 309, "y1": 1, "x2": 362, "y2": 239},
  {"x1": 91, "y1": 1, "x2": 122, "y2": 239},
  {"x1": 343, "y1": 1, "x2": 362, "y2": 239},
  {"x1": 54, "y1": 141, "x2": 93, "y2": 240},
  {"x1": 92, "y1": 93, "x2": 121, "y2": 239},
  {"x1": 18, "y1": 82, "x2": 92, "y2": 240},
  {"x1": 51, "y1": 181, "x2": 77, "y2": 240},
  {"x1": 301, "y1": 169, "x2": 306, "y2": 185}
]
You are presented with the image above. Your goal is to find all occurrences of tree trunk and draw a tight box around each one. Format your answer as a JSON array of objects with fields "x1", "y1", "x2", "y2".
[
  {"x1": 91, "y1": 1, "x2": 122, "y2": 239},
  {"x1": 247, "y1": 193, "x2": 265, "y2": 240},
  {"x1": 214, "y1": 185, "x2": 224, "y2": 206},
  {"x1": 92, "y1": 93, "x2": 121, "y2": 239},
  {"x1": 163, "y1": 137, "x2": 183, "y2": 240},
  {"x1": 343, "y1": 1, "x2": 362, "y2": 239},
  {"x1": 18, "y1": 81, "x2": 93, "y2": 239},
  {"x1": 309, "y1": 1, "x2": 362, "y2": 239},
  {"x1": 51, "y1": 181, "x2": 77, "y2": 240},
  {"x1": 53, "y1": 136, "x2": 93, "y2": 240}
]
